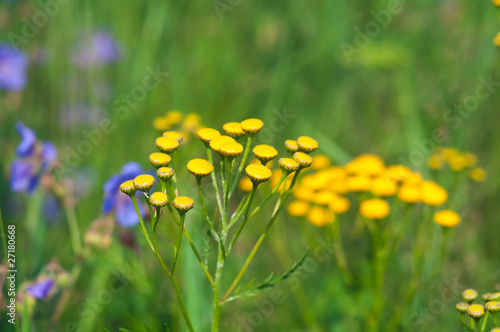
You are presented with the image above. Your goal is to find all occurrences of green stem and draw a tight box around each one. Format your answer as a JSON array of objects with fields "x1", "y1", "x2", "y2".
[
  {"x1": 228, "y1": 136, "x2": 252, "y2": 199},
  {"x1": 0, "y1": 207, "x2": 7, "y2": 262},
  {"x1": 171, "y1": 214, "x2": 186, "y2": 274},
  {"x1": 460, "y1": 314, "x2": 473, "y2": 331},
  {"x1": 481, "y1": 312, "x2": 490, "y2": 332},
  {"x1": 474, "y1": 319, "x2": 481, "y2": 332},
  {"x1": 182, "y1": 226, "x2": 215, "y2": 285},
  {"x1": 130, "y1": 195, "x2": 154, "y2": 251},
  {"x1": 65, "y1": 200, "x2": 83, "y2": 256},
  {"x1": 247, "y1": 172, "x2": 287, "y2": 218},
  {"x1": 197, "y1": 179, "x2": 219, "y2": 242},
  {"x1": 211, "y1": 240, "x2": 225, "y2": 332},
  {"x1": 207, "y1": 148, "x2": 224, "y2": 216},
  {"x1": 329, "y1": 218, "x2": 353, "y2": 285},
  {"x1": 228, "y1": 185, "x2": 257, "y2": 252}
]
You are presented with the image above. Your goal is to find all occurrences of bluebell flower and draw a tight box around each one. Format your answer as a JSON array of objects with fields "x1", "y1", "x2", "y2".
[
  {"x1": 0, "y1": 43, "x2": 28, "y2": 91},
  {"x1": 26, "y1": 279, "x2": 54, "y2": 299},
  {"x1": 103, "y1": 162, "x2": 148, "y2": 227},
  {"x1": 10, "y1": 121, "x2": 57, "y2": 194},
  {"x1": 71, "y1": 30, "x2": 121, "y2": 68}
]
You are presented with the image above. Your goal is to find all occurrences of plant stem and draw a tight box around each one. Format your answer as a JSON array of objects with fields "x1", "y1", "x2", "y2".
[
  {"x1": 228, "y1": 185, "x2": 257, "y2": 252},
  {"x1": 182, "y1": 226, "x2": 215, "y2": 285},
  {"x1": 0, "y1": 207, "x2": 7, "y2": 262},
  {"x1": 329, "y1": 218, "x2": 353, "y2": 285},
  {"x1": 171, "y1": 214, "x2": 185, "y2": 274},
  {"x1": 65, "y1": 199, "x2": 83, "y2": 256},
  {"x1": 131, "y1": 195, "x2": 154, "y2": 251},
  {"x1": 228, "y1": 136, "x2": 252, "y2": 199},
  {"x1": 197, "y1": 179, "x2": 219, "y2": 242},
  {"x1": 211, "y1": 240, "x2": 225, "y2": 332},
  {"x1": 247, "y1": 172, "x2": 287, "y2": 218},
  {"x1": 206, "y1": 148, "x2": 224, "y2": 215}
]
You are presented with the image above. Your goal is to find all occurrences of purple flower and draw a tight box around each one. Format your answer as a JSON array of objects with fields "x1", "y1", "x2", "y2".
[
  {"x1": 0, "y1": 43, "x2": 28, "y2": 91},
  {"x1": 103, "y1": 162, "x2": 148, "y2": 227},
  {"x1": 71, "y1": 30, "x2": 121, "y2": 68},
  {"x1": 10, "y1": 122, "x2": 57, "y2": 194},
  {"x1": 26, "y1": 279, "x2": 54, "y2": 299}
]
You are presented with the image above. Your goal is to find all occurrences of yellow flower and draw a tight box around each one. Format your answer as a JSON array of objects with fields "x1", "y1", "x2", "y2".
[
  {"x1": 428, "y1": 155, "x2": 444, "y2": 170},
  {"x1": 448, "y1": 154, "x2": 468, "y2": 171},
  {"x1": 360, "y1": 198, "x2": 390, "y2": 219},
  {"x1": 420, "y1": 181, "x2": 448, "y2": 206},
  {"x1": 463, "y1": 152, "x2": 477, "y2": 167},
  {"x1": 173, "y1": 196, "x2": 195, "y2": 213},
  {"x1": 162, "y1": 131, "x2": 184, "y2": 143},
  {"x1": 486, "y1": 301, "x2": 500, "y2": 314},
  {"x1": 165, "y1": 110, "x2": 183, "y2": 125},
  {"x1": 284, "y1": 140, "x2": 299, "y2": 153},
  {"x1": 223, "y1": 122, "x2": 245, "y2": 138},
  {"x1": 253, "y1": 144, "x2": 278, "y2": 165},
  {"x1": 119, "y1": 180, "x2": 136, "y2": 195},
  {"x1": 150, "y1": 192, "x2": 169, "y2": 208},
  {"x1": 463, "y1": 289, "x2": 478, "y2": 302},
  {"x1": 494, "y1": 0, "x2": 500, "y2": 6},
  {"x1": 133, "y1": 174, "x2": 155, "y2": 192},
  {"x1": 187, "y1": 159, "x2": 214, "y2": 178},
  {"x1": 398, "y1": 183, "x2": 421, "y2": 203},
  {"x1": 157, "y1": 167, "x2": 175, "y2": 181},
  {"x1": 297, "y1": 136, "x2": 318, "y2": 153},
  {"x1": 182, "y1": 113, "x2": 201, "y2": 133},
  {"x1": 330, "y1": 195, "x2": 350, "y2": 214},
  {"x1": 371, "y1": 176, "x2": 397, "y2": 197},
  {"x1": 293, "y1": 152, "x2": 313, "y2": 169},
  {"x1": 456, "y1": 303, "x2": 469, "y2": 314},
  {"x1": 153, "y1": 117, "x2": 170, "y2": 131},
  {"x1": 346, "y1": 154, "x2": 385, "y2": 176},
  {"x1": 469, "y1": 167, "x2": 486, "y2": 182},
  {"x1": 278, "y1": 157, "x2": 299, "y2": 173},
  {"x1": 384, "y1": 165, "x2": 412, "y2": 182},
  {"x1": 403, "y1": 172, "x2": 422, "y2": 184},
  {"x1": 197, "y1": 128, "x2": 221, "y2": 144},
  {"x1": 495, "y1": 32, "x2": 500, "y2": 47},
  {"x1": 209, "y1": 135, "x2": 236, "y2": 153},
  {"x1": 345, "y1": 174, "x2": 372, "y2": 192},
  {"x1": 330, "y1": 178, "x2": 348, "y2": 194},
  {"x1": 238, "y1": 177, "x2": 253, "y2": 192},
  {"x1": 313, "y1": 190, "x2": 337, "y2": 206},
  {"x1": 219, "y1": 141, "x2": 244, "y2": 159},
  {"x1": 307, "y1": 206, "x2": 334, "y2": 227},
  {"x1": 149, "y1": 152, "x2": 172, "y2": 168},
  {"x1": 270, "y1": 170, "x2": 293, "y2": 192},
  {"x1": 288, "y1": 200, "x2": 310, "y2": 217},
  {"x1": 245, "y1": 164, "x2": 272, "y2": 183},
  {"x1": 311, "y1": 154, "x2": 331, "y2": 170},
  {"x1": 467, "y1": 304, "x2": 485, "y2": 320},
  {"x1": 241, "y1": 118, "x2": 264, "y2": 135},
  {"x1": 434, "y1": 210, "x2": 460, "y2": 228},
  {"x1": 293, "y1": 185, "x2": 315, "y2": 202},
  {"x1": 301, "y1": 174, "x2": 326, "y2": 191},
  {"x1": 156, "y1": 137, "x2": 180, "y2": 153}
]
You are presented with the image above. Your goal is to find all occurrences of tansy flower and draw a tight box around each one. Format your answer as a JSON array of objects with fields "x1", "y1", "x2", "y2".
[
  {"x1": 150, "y1": 192, "x2": 169, "y2": 208},
  {"x1": 307, "y1": 206, "x2": 334, "y2": 227},
  {"x1": 197, "y1": 128, "x2": 221, "y2": 144},
  {"x1": 270, "y1": 170, "x2": 294, "y2": 192},
  {"x1": 162, "y1": 131, "x2": 184, "y2": 143},
  {"x1": 241, "y1": 118, "x2": 264, "y2": 135},
  {"x1": 301, "y1": 175, "x2": 326, "y2": 191},
  {"x1": 293, "y1": 152, "x2": 313, "y2": 169},
  {"x1": 165, "y1": 111, "x2": 183, "y2": 126},
  {"x1": 156, "y1": 137, "x2": 180, "y2": 153},
  {"x1": 223, "y1": 122, "x2": 245, "y2": 138},
  {"x1": 384, "y1": 164, "x2": 412, "y2": 182},
  {"x1": 345, "y1": 174, "x2": 372, "y2": 192},
  {"x1": 312, "y1": 154, "x2": 331, "y2": 170},
  {"x1": 330, "y1": 195, "x2": 350, "y2": 214},
  {"x1": 209, "y1": 135, "x2": 236, "y2": 153},
  {"x1": 187, "y1": 159, "x2": 213, "y2": 178},
  {"x1": 253, "y1": 144, "x2": 278, "y2": 165},
  {"x1": 288, "y1": 200, "x2": 310, "y2": 217},
  {"x1": 149, "y1": 152, "x2": 172, "y2": 168},
  {"x1": 330, "y1": 179, "x2": 348, "y2": 194},
  {"x1": 420, "y1": 181, "x2": 448, "y2": 206},
  {"x1": 119, "y1": 180, "x2": 136, "y2": 195},
  {"x1": 238, "y1": 177, "x2": 253, "y2": 192},
  {"x1": 398, "y1": 183, "x2": 421, "y2": 203},
  {"x1": 371, "y1": 176, "x2": 397, "y2": 196},
  {"x1": 245, "y1": 164, "x2": 272, "y2": 184},
  {"x1": 346, "y1": 154, "x2": 385, "y2": 176},
  {"x1": 157, "y1": 167, "x2": 175, "y2": 181},
  {"x1": 434, "y1": 210, "x2": 460, "y2": 228},
  {"x1": 448, "y1": 154, "x2": 468, "y2": 171},
  {"x1": 495, "y1": 32, "x2": 500, "y2": 47},
  {"x1": 463, "y1": 289, "x2": 478, "y2": 302},
  {"x1": 293, "y1": 185, "x2": 315, "y2": 202},
  {"x1": 493, "y1": 0, "x2": 500, "y2": 6},
  {"x1": 360, "y1": 198, "x2": 390, "y2": 219},
  {"x1": 467, "y1": 304, "x2": 485, "y2": 319},
  {"x1": 456, "y1": 302, "x2": 469, "y2": 313},
  {"x1": 403, "y1": 172, "x2": 422, "y2": 184},
  {"x1": 173, "y1": 196, "x2": 195, "y2": 214},
  {"x1": 313, "y1": 190, "x2": 337, "y2": 206},
  {"x1": 297, "y1": 136, "x2": 318, "y2": 153},
  {"x1": 485, "y1": 301, "x2": 500, "y2": 313},
  {"x1": 278, "y1": 157, "x2": 299, "y2": 173},
  {"x1": 428, "y1": 155, "x2": 444, "y2": 170},
  {"x1": 182, "y1": 113, "x2": 202, "y2": 134},
  {"x1": 133, "y1": 174, "x2": 155, "y2": 192},
  {"x1": 285, "y1": 140, "x2": 299, "y2": 153},
  {"x1": 153, "y1": 117, "x2": 170, "y2": 131},
  {"x1": 463, "y1": 152, "x2": 477, "y2": 167},
  {"x1": 219, "y1": 141, "x2": 244, "y2": 159},
  {"x1": 469, "y1": 168, "x2": 486, "y2": 182}
]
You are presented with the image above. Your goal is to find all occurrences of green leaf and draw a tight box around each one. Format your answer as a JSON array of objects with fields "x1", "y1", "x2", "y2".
[{"x1": 118, "y1": 328, "x2": 132, "y2": 332}]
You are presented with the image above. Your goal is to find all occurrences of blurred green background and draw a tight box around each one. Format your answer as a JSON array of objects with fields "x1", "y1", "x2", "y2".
[{"x1": 1, "y1": 0, "x2": 499, "y2": 331}]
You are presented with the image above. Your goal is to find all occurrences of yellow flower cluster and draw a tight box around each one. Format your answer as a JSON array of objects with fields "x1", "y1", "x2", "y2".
[
  {"x1": 456, "y1": 288, "x2": 500, "y2": 328},
  {"x1": 153, "y1": 110, "x2": 202, "y2": 141},
  {"x1": 428, "y1": 147, "x2": 486, "y2": 182},
  {"x1": 287, "y1": 153, "x2": 462, "y2": 227}
]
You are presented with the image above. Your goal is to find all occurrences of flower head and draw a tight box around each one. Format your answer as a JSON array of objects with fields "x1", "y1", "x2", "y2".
[
  {"x1": 279, "y1": 157, "x2": 299, "y2": 173},
  {"x1": 398, "y1": 183, "x2": 421, "y2": 203},
  {"x1": 307, "y1": 206, "x2": 334, "y2": 227},
  {"x1": 297, "y1": 136, "x2": 318, "y2": 153},
  {"x1": 197, "y1": 128, "x2": 221, "y2": 144},
  {"x1": 187, "y1": 159, "x2": 213, "y2": 178},
  {"x1": 284, "y1": 140, "x2": 299, "y2": 153},
  {"x1": 288, "y1": 200, "x2": 310, "y2": 217},
  {"x1": 456, "y1": 302, "x2": 469, "y2": 313},
  {"x1": 469, "y1": 168, "x2": 486, "y2": 182},
  {"x1": 420, "y1": 181, "x2": 448, "y2": 206},
  {"x1": 150, "y1": 192, "x2": 169, "y2": 208},
  {"x1": 434, "y1": 210, "x2": 460, "y2": 228},
  {"x1": 293, "y1": 152, "x2": 313, "y2": 169},
  {"x1": 162, "y1": 131, "x2": 184, "y2": 143},
  {"x1": 245, "y1": 164, "x2": 272, "y2": 184},
  {"x1": 223, "y1": 122, "x2": 245, "y2": 138},
  {"x1": 330, "y1": 195, "x2": 350, "y2": 214},
  {"x1": 209, "y1": 135, "x2": 236, "y2": 153},
  {"x1": 360, "y1": 198, "x2": 390, "y2": 219},
  {"x1": 0, "y1": 43, "x2": 28, "y2": 91},
  {"x1": 26, "y1": 279, "x2": 54, "y2": 299},
  {"x1": 219, "y1": 141, "x2": 244, "y2": 159},
  {"x1": 467, "y1": 304, "x2": 485, "y2": 319},
  {"x1": 156, "y1": 137, "x2": 180, "y2": 153},
  {"x1": 485, "y1": 301, "x2": 500, "y2": 313},
  {"x1": 173, "y1": 196, "x2": 195, "y2": 213},
  {"x1": 149, "y1": 152, "x2": 172, "y2": 168},
  {"x1": 311, "y1": 155, "x2": 331, "y2": 170},
  {"x1": 371, "y1": 177, "x2": 397, "y2": 197},
  {"x1": 463, "y1": 289, "x2": 479, "y2": 302},
  {"x1": 119, "y1": 180, "x2": 136, "y2": 195},
  {"x1": 253, "y1": 144, "x2": 278, "y2": 165},
  {"x1": 346, "y1": 154, "x2": 385, "y2": 176},
  {"x1": 157, "y1": 167, "x2": 175, "y2": 181},
  {"x1": 133, "y1": 174, "x2": 155, "y2": 192},
  {"x1": 241, "y1": 118, "x2": 264, "y2": 135}
]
